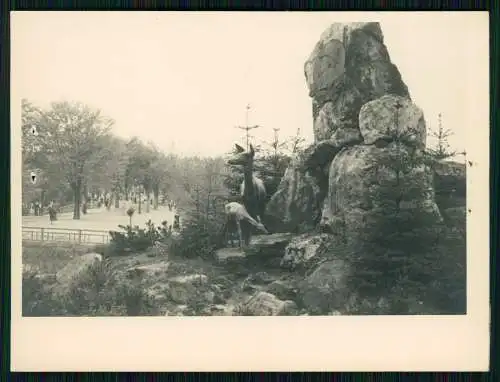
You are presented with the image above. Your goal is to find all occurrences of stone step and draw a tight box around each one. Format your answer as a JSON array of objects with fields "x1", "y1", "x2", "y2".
[{"x1": 214, "y1": 233, "x2": 295, "y2": 264}]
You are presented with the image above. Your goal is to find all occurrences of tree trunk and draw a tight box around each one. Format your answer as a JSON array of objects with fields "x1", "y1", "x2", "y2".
[
  {"x1": 72, "y1": 182, "x2": 81, "y2": 220},
  {"x1": 146, "y1": 192, "x2": 150, "y2": 213},
  {"x1": 82, "y1": 184, "x2": 88, "y2": 214},
  {"x1": 138, "y1": 190, "x2": 142, "y2": 214},
  {"x1": 153, "y1": 187, "x2": 159, "y2": 210},
  {"x1": 125, "y1": 187, "x2": 129, "y2": 201},
  {"x1": 83, "y1": 184, "x2": 88, "y2": 203},
  {"x1": 40, "y1": 190, "x2": 45, "y2": 216},
  {"x1": 115, "y1": 191, "x2": 120, "y2": 208}
]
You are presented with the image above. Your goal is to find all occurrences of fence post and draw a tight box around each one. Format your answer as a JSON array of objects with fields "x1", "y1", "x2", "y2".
[
  {"x1": 78, "y1": 230, "x2": 82, "y2": 243},
  {"x1": 41, "y1": 228, "x2": 44, "y2": 241}
]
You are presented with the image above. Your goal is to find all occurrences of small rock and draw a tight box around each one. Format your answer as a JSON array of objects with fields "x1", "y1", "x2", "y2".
[
  {"x1": 211, "y1": 304, "x2": 235, "y2": 316},
  {"x1": 281, "y1": 234, "x2": 331, "y2": 270},
  {"x1": 198, "y1": 306, "x2": 213, "y2": 316},
  {"x1": 165, "y1": 304, "x2": 188, "y2": 316},
  {"x1": 34, "y1": 273, "x2": 57, "y2": 284},
  {"x1": 167, "y1": 284, "x2": 194, "y2": 304},
  {"x1": 213, "y1": 294, "x2": 226, "y2": 304},
  {"x1": 266, "y1": 280, "x2": 298, "y2": 301},
  {"x1": 242, "y1": 272, "x2": 275, "y2": 289},
  {"x1": 249, "y1": 233, "x2": 295, "y2": 247},
  {"x1": 299, "y1": 260, "x2": 350, "y2": 313},
  {"x1": 169, "y1": 273, "x2": 208, "y2": 286},
  {"x1": 214, "y1": 248, "x2": 247, "y2": 264},
  {"x1": 166, "y1": 274, "x2": 209, "y2": 304},
  {"x1": 203, "y1": 291, "x2": 215, "y2": 303},
  {"x1": 23, "y1": 264, "x2": 40, "y2": 273},
  {"x1": 239, "y1": 291, "x2": 299, "y2": 316},
  {"x1": 125, "y1": 262, "x2": 170, "y2": 278},
  {"x1": 241, "y1": 282, "x2": 260, "y2": 293},
  {"x1": 252, "y1": 272, "x2": 275, "y2": 284}
]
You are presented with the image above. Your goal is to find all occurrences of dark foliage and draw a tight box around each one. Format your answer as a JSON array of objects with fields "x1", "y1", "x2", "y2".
[{"x1": 109, "y1": 220, "x2": 171, "y2": 255}]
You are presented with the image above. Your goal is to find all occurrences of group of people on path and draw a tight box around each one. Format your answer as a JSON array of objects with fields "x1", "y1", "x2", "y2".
[
  {"x1": 167, "y1": 200, "x2": 176, "y2": 212},
  {"x1": 27, "y1": 192, "x2": 181, "y2": 230},
  {"x1": 27, "y1": 200, "x2": 58, "y2": 221},
  {"x1": 27, "y1": 201, "x2": 43, "y2": 216}
]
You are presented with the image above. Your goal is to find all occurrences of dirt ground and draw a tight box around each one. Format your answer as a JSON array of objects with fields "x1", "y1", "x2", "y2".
[{"x1": 22, "y1": 239, "x2": 299, "y2": 316}]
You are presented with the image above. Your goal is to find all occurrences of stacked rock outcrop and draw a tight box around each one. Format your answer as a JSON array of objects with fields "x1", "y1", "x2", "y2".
[{"x1": 265, "y1": 21, "x2": 443, "y2": 237}]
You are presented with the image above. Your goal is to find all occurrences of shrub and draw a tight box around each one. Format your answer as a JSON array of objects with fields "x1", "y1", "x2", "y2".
[
  {"x1": 109, "y1": 219, "x2": 171, "y2": 255},
  {"x1": 170, "y1": 212, "x2": 224, "y2": 259}
]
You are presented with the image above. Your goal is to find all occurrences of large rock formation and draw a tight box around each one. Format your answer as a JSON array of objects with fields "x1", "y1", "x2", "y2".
[
  {"x1": 321, "y1": 95, "x2": 443, "y2": 235},
  {"x1": 305, "y1": 22, "x2": 409, "y2": 142},
  {"x1": 265, "y1": 22, "x2": 444, "y2": 237}
]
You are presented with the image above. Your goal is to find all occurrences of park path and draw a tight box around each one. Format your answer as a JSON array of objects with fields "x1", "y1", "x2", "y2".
[{"x1": 22, "y1": 205, "x2": 177, "y2": 232}]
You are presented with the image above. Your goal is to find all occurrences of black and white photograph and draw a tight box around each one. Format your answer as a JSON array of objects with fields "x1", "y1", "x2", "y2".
[{"x1": 11, "y1": 11, "x2": 489, "y2": 371}]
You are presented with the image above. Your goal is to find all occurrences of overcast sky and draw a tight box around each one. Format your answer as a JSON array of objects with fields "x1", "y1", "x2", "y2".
[{"x1": 12, "y1": 11, "x2": 487, "y2": 157}]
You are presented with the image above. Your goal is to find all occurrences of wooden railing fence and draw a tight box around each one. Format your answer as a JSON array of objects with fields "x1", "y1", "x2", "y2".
[{"x1": 22, "y1": 226, "x2": 110, "y2": 244}]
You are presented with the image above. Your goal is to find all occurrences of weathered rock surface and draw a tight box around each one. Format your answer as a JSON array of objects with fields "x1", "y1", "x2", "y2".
[
  {"x1": 302, "y1": 129, "x2": 363, "y2": 173},
  {"x1": 281, "y1": 233, "x2": 332, "y2": 270},
  {"x1": 34, "y1": 273, "x2": 57, "y2": 284},
  {"x1": 55, "y1": 253, "x2": 103, "y2": 285},
  {"x1": 359, "y1": 95, "x2": 426, "y2": 149},
  {"x1": 299, "y1": 259, "x2": 350, "y2": 314},
  {"x1": 264, "y1": 152, "x2": 324, "y2": 233},
  {"x1": 250, "y1": 233, "x2": 295, "y2": 248},
  {"x1": 125, "y1": 262, "x2": 170, "y2": 279},
  {"x1": 305, "y1": 22, "x2": 409, "y2": 142},
  {"x1": 238, "y1": 291, "x2": 298, "y2": 316},
  {"x1": 265, "y1": 279, "x2": 298, "y2": 301},
  {"x1": 321, "y1": 143, "x2": 442, "y2": 234},
  {"x1": 166, "y1": 273, "x2": 208, "y2": 304},
  {"x1": 214, "y1": 247, "x2": 247, "y2": 264}
]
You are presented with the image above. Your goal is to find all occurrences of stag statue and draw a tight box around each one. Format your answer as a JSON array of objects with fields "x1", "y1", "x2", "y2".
[
  {"x1": 222, "y1": 202, "x2": 268, "y2": 248},
  {"x1": 227, "y1": 143, "x2": 267, "y2": 225}
]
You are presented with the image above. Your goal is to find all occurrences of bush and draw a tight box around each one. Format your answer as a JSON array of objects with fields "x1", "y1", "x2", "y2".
[
  {"x1": 109, "y1": 219, "x2": 171, "y2": 255},
  {"x1": 170, "y1": 212, "x2": 224, "y2": 259},
  {"x1": 424, "y1": 227, "x2": 466, "y2": 313},
  {"x1": 329, "y1": 221, "x2": 466, "y2": 315}
]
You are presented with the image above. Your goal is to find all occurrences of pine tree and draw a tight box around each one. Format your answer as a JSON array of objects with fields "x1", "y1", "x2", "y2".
[{"x1": 427, "y1": 113, "x2": 458, "y2": 161}]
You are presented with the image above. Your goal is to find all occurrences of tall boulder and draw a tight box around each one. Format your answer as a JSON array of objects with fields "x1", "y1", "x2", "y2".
[
  {"x1": 304, "y1": 22, "x2": 409, "y2": 142},
  {"x1": 320, "y1": 94, "x2": 442, "y2": 234}
]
